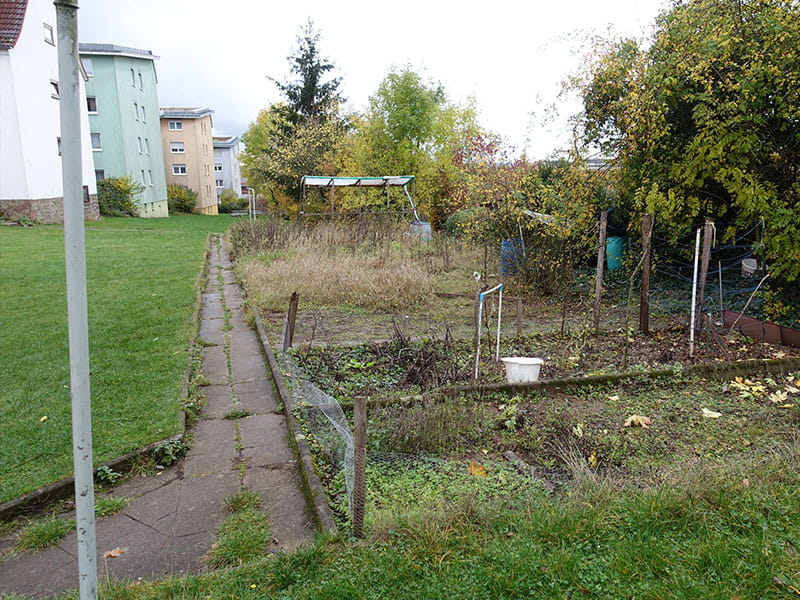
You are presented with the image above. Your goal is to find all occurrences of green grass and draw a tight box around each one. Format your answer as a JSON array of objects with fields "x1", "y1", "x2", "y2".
[
  {"x1": 0, "y1": 215, "x2": 232, "y2": 503},
  {"x1": 12, "y1": 516, "x2": 75, "y2": 552},
  {"x1": 94, "y1": 495, "x2": 129, "y2": 518},
  {"x1": 207, "y1": 490, "x2": 271, "y2": 569},
  {"x1": 54, "y1": 445, "x2": 800, "y2": 599}
]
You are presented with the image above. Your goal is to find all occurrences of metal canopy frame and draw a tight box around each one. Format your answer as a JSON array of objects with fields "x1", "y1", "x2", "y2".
[{"x1": 300, "y1": 175, "x2": 420, "y2": 221}]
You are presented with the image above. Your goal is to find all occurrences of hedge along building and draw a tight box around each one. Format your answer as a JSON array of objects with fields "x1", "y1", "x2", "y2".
[
  {"x1": 0, "y1": 0, "x2": 98, "y2": 223},
  {"x1": 160, "y1": 107, "x2": 218, "y2": 215},
  {"x1": 79, "y1": 43, "x2": 168, "y2": 218}
]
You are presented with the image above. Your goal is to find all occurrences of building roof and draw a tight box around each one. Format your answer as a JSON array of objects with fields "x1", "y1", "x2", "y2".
[
  {"x1": 0, "y1": 0, "x2": 27, "y2": 50},
  {"x1": 78, "y1": 43, "x2": 158, "y2": 61},
  {"x1": 213, "y1": 135, "x2": 239, "y2": 148},
  {"x1": 160, "y1": 107, "x2": 214, "y2": 119}
]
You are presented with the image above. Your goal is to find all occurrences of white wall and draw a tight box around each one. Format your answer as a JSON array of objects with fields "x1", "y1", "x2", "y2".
[{"x1": 0, "y1": 0, "x2": 96, "y2": 201}]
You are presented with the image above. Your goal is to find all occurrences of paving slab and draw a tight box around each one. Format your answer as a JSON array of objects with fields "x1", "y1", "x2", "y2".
[
  {"x1": 198, "y1": 317, "x2": 225, "y2": 346},
  {"x1": 201, "y1": 292, "x2": 223, "y2": 317},
  {"x1": 239, "y1": 414, "x2": 295, "y2": 466},
  {"x1": 234, "y1": 379, "x2": 278, "y2": 413},
  {"x1": 230, "y1": 349, "x2": 266, "y2": 383},
  {"x1": 201, "y1": 345, "x2": 228, "y2": 384},
  {"x1": 182, "y1": 419, "x2": 238, "y2": 478},
  {"x1": 200, "y1": 384, "x2": 236, "y2": 419}
]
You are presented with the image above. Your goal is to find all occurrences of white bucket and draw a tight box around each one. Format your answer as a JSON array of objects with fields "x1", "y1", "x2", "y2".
[{"x1": 501, "y1": 357, "x2": 543, "y2": 383}]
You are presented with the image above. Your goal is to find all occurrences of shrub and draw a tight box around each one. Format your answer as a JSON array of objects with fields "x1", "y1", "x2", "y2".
[
  {"x1": 167, "y1": 184, "x2": 198, "y2": 214},
  {"x1": 97, "y1": 176, "x2": 143, "y2": 216},
  {"x1": 218, "y1": 189, "x2": 247, "y2": 214}
]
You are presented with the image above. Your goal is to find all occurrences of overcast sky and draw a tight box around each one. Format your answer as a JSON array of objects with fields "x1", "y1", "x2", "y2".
[{"x1": 77, "y1": 0, "x2": 666, "y2": 160}]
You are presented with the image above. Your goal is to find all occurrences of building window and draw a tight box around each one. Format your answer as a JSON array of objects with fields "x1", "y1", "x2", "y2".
[
  {"x1": 144, "y1": 138, "x2": 150, "y2": 154},
  {"x1": 130, "y1": 68, "x2": 135, "y2": 86},
  {"x1": 83, "y1": 185, "x2": 90, "y2": 206},
  {"x1": 216, "y1": 179, "x2": 224, "y2": 188},
  {"x1": 147, "y1": 170, "x2": 153, "y2": 186},
  {"x1": 141, "y1": 169, "x2": 146, "y2": 184},
  {"x1": 134, "y1": 103, "x2": 139, "y2": 120},
  {"x1": 168, "y1": 120, "x2": 182, "y2": 131},
  {"x1": 81, "y1": 57, "x2": 93, "y2": 76},
  {"x1": 140, "y1": 105, "x2": 146, "y2": 122},
  {"x1": 50, "y1": 80, "x2": 59, "y2": 99},
  {"x1": 43, "y1": 23, "x2": 54, "y2": 45},
  {"x1": 138, "y1": 72, "x2": 143, "y2": 89},
  {"x1": 95, "y1": 170, "x2": 105, "y2": 181},
  {"x1": 90, "y1": 132, "x2": 102, "y2": 150},
  {"x1": 215, "y1": 163, "x2": 223, "y2": 172},
  {"x1": 86, "y1": 96, "x2": 97, "y2": 113},
  {"x1": 170, "y1": 142, "x2": 185, "y2": 153},
  {"x1": 137, "y1": 137, "x2": 143, "y2": 153},
  {"x1": 173, "y1": 164, "x2": 187, "y2": 175},
  {"x1": 57, "y1": 137, "x2": 62, "y2": 156}
]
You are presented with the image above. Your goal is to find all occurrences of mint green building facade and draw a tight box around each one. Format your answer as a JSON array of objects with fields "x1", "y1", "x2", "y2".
[{"x1": 79, "y1": 44, "x2": 168, "y2": 217}]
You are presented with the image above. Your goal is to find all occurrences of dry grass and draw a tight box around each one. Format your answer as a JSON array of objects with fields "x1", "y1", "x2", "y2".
[
  {"x1": 245, "y1": 252, "x2": 435, "y2": 310},
  {"x1": 234, "y1": 218, "x2": 478, "y2": 311}
]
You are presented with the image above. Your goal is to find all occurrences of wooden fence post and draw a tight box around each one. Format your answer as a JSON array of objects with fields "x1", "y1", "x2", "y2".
[
  {"x1": 280, "y1": 291, "x2": 299, "y2": 354},
  {"x1": 516, "y1": 297, "x2": 523, "y2": 337},
  {"x1": 639, "y1": 214, "x2": 653, "y2": 334},
  {"x1": 593, "y1": 211, "x2": 608, "y2": 330},
  {"x1": 352, "y1": 397, "x2": 367, "y2": 539},
  {"x1": 695, "y1": 221, "x2": 714, "y2": 337}
]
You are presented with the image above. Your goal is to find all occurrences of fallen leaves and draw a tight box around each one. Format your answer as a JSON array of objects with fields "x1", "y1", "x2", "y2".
[
  {"x1": 102, "y1": 547, "x2": 126, "y2": 559},
  {"x1": 701, "y1": 408, "x2": 722, "y2": 419},
  {"x1": 624, "y1": 415, "x2": 652, "y2": 429},
  {"x1": 468, "y1": 461, "x2": 488, "y2": 477}
]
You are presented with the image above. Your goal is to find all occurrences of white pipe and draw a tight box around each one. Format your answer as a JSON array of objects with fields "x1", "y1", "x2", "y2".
[
  {"x1": 689, "y1": 227, "x2": 701, "y2": 357},
  {"x1": 474, "y1": 300, "x2": 483, "y2": 379},
  {"x1": 55, "y1": 2, "x2": 97, "y2": 598},
  {"x1": 495, "y1": 287, "x2": 503, "y2": 361}
]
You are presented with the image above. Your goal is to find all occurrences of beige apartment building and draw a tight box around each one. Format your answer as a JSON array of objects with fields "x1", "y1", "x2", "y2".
[{"x1": 159, "y1": 107, "x2": 218, "y2": 214}]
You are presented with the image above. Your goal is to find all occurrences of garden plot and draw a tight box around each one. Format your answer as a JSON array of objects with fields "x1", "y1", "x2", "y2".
[{"x1": 291, "y1": 342, "x2": 800, "y2": 531}]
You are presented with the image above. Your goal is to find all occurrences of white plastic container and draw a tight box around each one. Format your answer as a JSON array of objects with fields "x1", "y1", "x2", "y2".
[{"x1": 501, "y1": 357, "x2": 543, "y2": 383}]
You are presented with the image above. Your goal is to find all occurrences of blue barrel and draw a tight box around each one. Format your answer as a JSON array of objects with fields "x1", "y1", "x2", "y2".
[
  {"x1": 606, "y1": 236, "x2": 625, "y2": 271},
  {"x1": 501, "y1": 238, "x2": 524, "y2": 275}
]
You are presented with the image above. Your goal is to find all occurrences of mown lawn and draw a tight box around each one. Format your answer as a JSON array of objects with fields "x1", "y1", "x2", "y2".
[{"x1": 0, "y1": 215, "x2": 236, "y2": 503}]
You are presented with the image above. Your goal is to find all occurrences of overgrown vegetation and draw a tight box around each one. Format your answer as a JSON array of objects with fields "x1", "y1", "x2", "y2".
[{"x1": 231, "y1": 217, "x2": 471, "y2": 311}]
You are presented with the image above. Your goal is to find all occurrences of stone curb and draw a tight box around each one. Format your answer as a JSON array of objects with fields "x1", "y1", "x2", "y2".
[
  {"x1": 252, "y1": 308, "x2": 337, "y2": 534},
  {"x1": 0, "y1": 235, "x2": 214, "y2": 523}
]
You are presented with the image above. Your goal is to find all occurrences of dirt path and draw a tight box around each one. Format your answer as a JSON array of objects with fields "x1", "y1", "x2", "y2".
[{"x1": 0, "y1": 235, "x2": 314, "y2": 598}]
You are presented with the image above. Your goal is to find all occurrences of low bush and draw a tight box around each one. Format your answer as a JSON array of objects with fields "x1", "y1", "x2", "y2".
[
  {"x1": 167, "y1": 184, "x2": 198, "y2": 214},
  {"x1": 97, "y1": 176, "x2": 142, "y2": 217},
  {"x1": 218, "y1": 189, "x2": 248, "y2": 213}
]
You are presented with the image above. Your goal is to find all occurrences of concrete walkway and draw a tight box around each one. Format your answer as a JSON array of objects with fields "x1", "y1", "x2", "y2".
[{"x1": 0, "y1": 235, "x2": 314, "y2": 598}]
